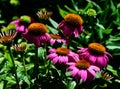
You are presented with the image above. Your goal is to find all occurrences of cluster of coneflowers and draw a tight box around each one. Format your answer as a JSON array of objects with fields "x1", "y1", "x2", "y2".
[{"x1": 0, "y1": 10, "x2": 112, "y2": 85}]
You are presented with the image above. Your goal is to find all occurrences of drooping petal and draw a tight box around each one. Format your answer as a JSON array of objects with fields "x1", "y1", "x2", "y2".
[
  {"x1": 58, "y1": 20, "x2": 65, "y2": 29},
  {"x1": 97, "y1": 56, "x2": 107, "y2": 67},
  {"x1": 52, "y1": 57, "x2": 59, "y2": 64},
  {"x1": 58, "y1": 56, "x2": 64, "y2": 64},
  {"x1": 89, "y1": 55, "x2": 96, "y2": 63},
  {"x1": 47, "y1": 53, "x2": 58, "y2": 60},
  {"x1": 71, "y1": 67, "x2": 79, "y2": 77},
  {"x1": 10, "y1": 19, "x2": 20, "y2": 24},
  {"x1": 74, "y1": 28, "x2": 79, "y2": 37},
  {"x1": 66, "y1": 62, "x2": 76, "y2": 66},
  {"x1": 17, "y1": 25, "x2": 25, "y2": 32},
  {"x1": 62, "y1": 56, "x2": 68, "y2": 64},
  {"x1": 87, "y1": 67, "x2": 96, "y2": 77},
  {"x1": 48, "y1": 48, "x2": 56, "y2": 53},
  {"x1": 50, "y1": 39, "x2": 55, "y2": 45},
  {"x1": 80, "y1": 70, "x2": 87, "y2": 82},
  {"x1": 67, "y1": 66, "x2": 75, "y2": 71},
  {"x1": 89, "y1": 65, "x2": 100, "y2": 71}
]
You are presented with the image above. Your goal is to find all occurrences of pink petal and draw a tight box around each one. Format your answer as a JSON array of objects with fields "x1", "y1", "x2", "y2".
[
  {"x1": 18, "y1": 25, "x2": 25, "y2": 32},
  {"x1": 87, "y1": 67, "x2": 96, "y2": 77},
  {"x1": 48, "y1": 48, "x2": 56, "y2": 53},
  {"x1": 106, "y1": 52, "x2": 112, "y2": 58},
  {"x1": 67, "y1": 62, "x2": 76, "y2": 66},
  {"x1": 47, "y1": 53, "x2": 58, "y2": 60},
  {"x1": 71, "y1": 67, "x2": 79, "y2": 77},
  {"x1": 89, "y1": 55, "x2": 96, "y2": 63},
  {"x1": 62, "y1": 56, "x2": 68, "y2": 64},
  {"x1": 80, "y1": 70, "x2": 87, "y2": 82},
  {"x1": 52, "y1": 57, "x2": 59, "y2": 64},
  {"x1": 97, "y1": 56, "x2": 107, "y2": 67},
  {"x1": 58, "y1": 20, "x2": 65, "y2": 29},
  {"x1": 50, "y1": 39, "x2": 55, "y2": 45},
  {"x1": 89, "y1": 65, "x2": 100, "y2": 71},
  {"x1": 67, "y1": 66, "x2": 75, "y2": 71},
  {"x1": 74, "y1": 28, "x2": 79, "y2": 37},
  {"x1": 10, "y1": 19, "x2": 20, "y2": 24},
  {"x1": 58, "y1": 56, "x2": 63, "y2": 64}
]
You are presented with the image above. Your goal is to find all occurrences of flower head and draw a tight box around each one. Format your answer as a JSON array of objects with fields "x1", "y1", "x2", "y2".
[
  {"x1": 50, "y1": 34, "x2": 66, "y2": 45},
  {"x1": 10, "y1": 15, "x2": 32, "y2": 33},
  {"x1": 36, "y1": 8, "x2": 53, "y2": 19},
  {"x1": 0, "y1": 29, "x2": 17, "y2": 46},
  {"x1": 13, "y1": 42, "x2": 27, "y2": 52},
  {"x1": 78, "y1": 43, "x2": 112, "y2": 68},
  {"x1": 86, "y1": 9, "x2": 97, "y2": 17},
  {"x1": 22, "y1": 22, "x2": 50, "y2": 47},
  {"x1": 58, "y1": 13, "x2": 84, "y2": 37},
  {"x1": 47, "y1": 47, "x2": 79, "y2": 64},
  {"x1": 67, "y1": 58, "x2": 100, "y2": 82},
  {"x1": 101, "y1": 70, "x2": 114, "y2": 81}
]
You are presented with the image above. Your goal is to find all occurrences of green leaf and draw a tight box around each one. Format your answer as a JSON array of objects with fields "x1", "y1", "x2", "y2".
[
  {"x1": 23, "y1": 76, "x2": 31, "y2": 85},
  {"x1": 106, "y1": 65, "x2": 118, "y2": 77},
  {"x1": 71, "y1": 0, "x2": 78, "y2": 11},
  {"x1": 0, "y1": 81, "x2": 3, "y2": 89},
  {"x1": 97, "y1": 29, "x2": 103, "y2": 40},
  {"x1": 49, "y1": 18, "x2": 59, "y2": 29},
  {"x1": 64, "y1": 5, "x2": 76, "y2": 13},
  {"x1": 46, "y1": 25, "x2": 58, "y2": 34},
  {"x1": 57, "y1": 5, "x2": 69, "y2": 18},
  {"x1": 110, "y1": 0, "x2": 116, "y2": 12},
  {"x1": 102, "y1": 29, "x2": 112, "y2": 34},
  {"x1": 67, "y1": 81, "x2": 76, "y2": 89},
  {"x1": 4, "y1": 51, "x2": 13, "y2": 66},
  {"x1": 96, "y1": 23, "x2": 105, "y2": 30},
  {"x1": 38, "y1": 47, "x2": 45, "y2": 59}
]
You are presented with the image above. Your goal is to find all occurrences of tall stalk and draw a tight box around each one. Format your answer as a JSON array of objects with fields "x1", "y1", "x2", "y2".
[{"x1": 8, "y1": 47, "x2": 19, "y2": 89}]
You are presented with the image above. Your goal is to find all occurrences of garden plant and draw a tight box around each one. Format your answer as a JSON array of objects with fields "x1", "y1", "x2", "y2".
[{"x1": 0, "y1": 0, "x2": 120, "y2": 89}]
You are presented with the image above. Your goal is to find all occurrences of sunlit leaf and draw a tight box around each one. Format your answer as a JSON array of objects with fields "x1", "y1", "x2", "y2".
[
  {"x1": 67, "y1": 81, "x2": 76, "y2": 89},
  {"x1": 49, "y1": 18, "x2": 59, "y2": 29},
  {"x1": 57, "y1": 5, "x2": 69, "y2": 18},
  {"x1": 46, "y1": 25, "x2": 58, "y2": 34},
  {"x1": 0, "y1": 81, "x2": 3, "y2": 89},
  {"x1": 106, "y1": 65, "x2": 118, "y2": 77}
]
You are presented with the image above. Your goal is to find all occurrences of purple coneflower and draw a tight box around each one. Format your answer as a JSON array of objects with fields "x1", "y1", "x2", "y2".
[
  {"x1": 67, "y1": 58, "x2": 100, "y2": 82},
  {"x1": 50, "y1": 34, "x2": 66, "y2": 45},
  {"x1": 10, "y1": 15, "x2": 32, "y2": 33},
  {"x1": 78, "y1": 43, "x2": 112, "y2": 68},
  {"x1": 47, "y1": 47, "x2": 79, "y2": 64},
  {"x1": 58, "y1": 13, "x2": 84, "y2": 37},
  {"x1": 22, "y1": 22, "x2": 50, "y2": 47}
]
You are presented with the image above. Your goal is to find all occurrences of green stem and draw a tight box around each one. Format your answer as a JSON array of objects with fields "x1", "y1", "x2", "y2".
[
  {"x1": 8, "y1": 47, "x2": 19, "y2": 89},
  {"x1": 32, "y1": 47, "x2": 39, "y2": 88},
  {"x1": 21, "y1": 53, "x2": 28, "y2": 77}
]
